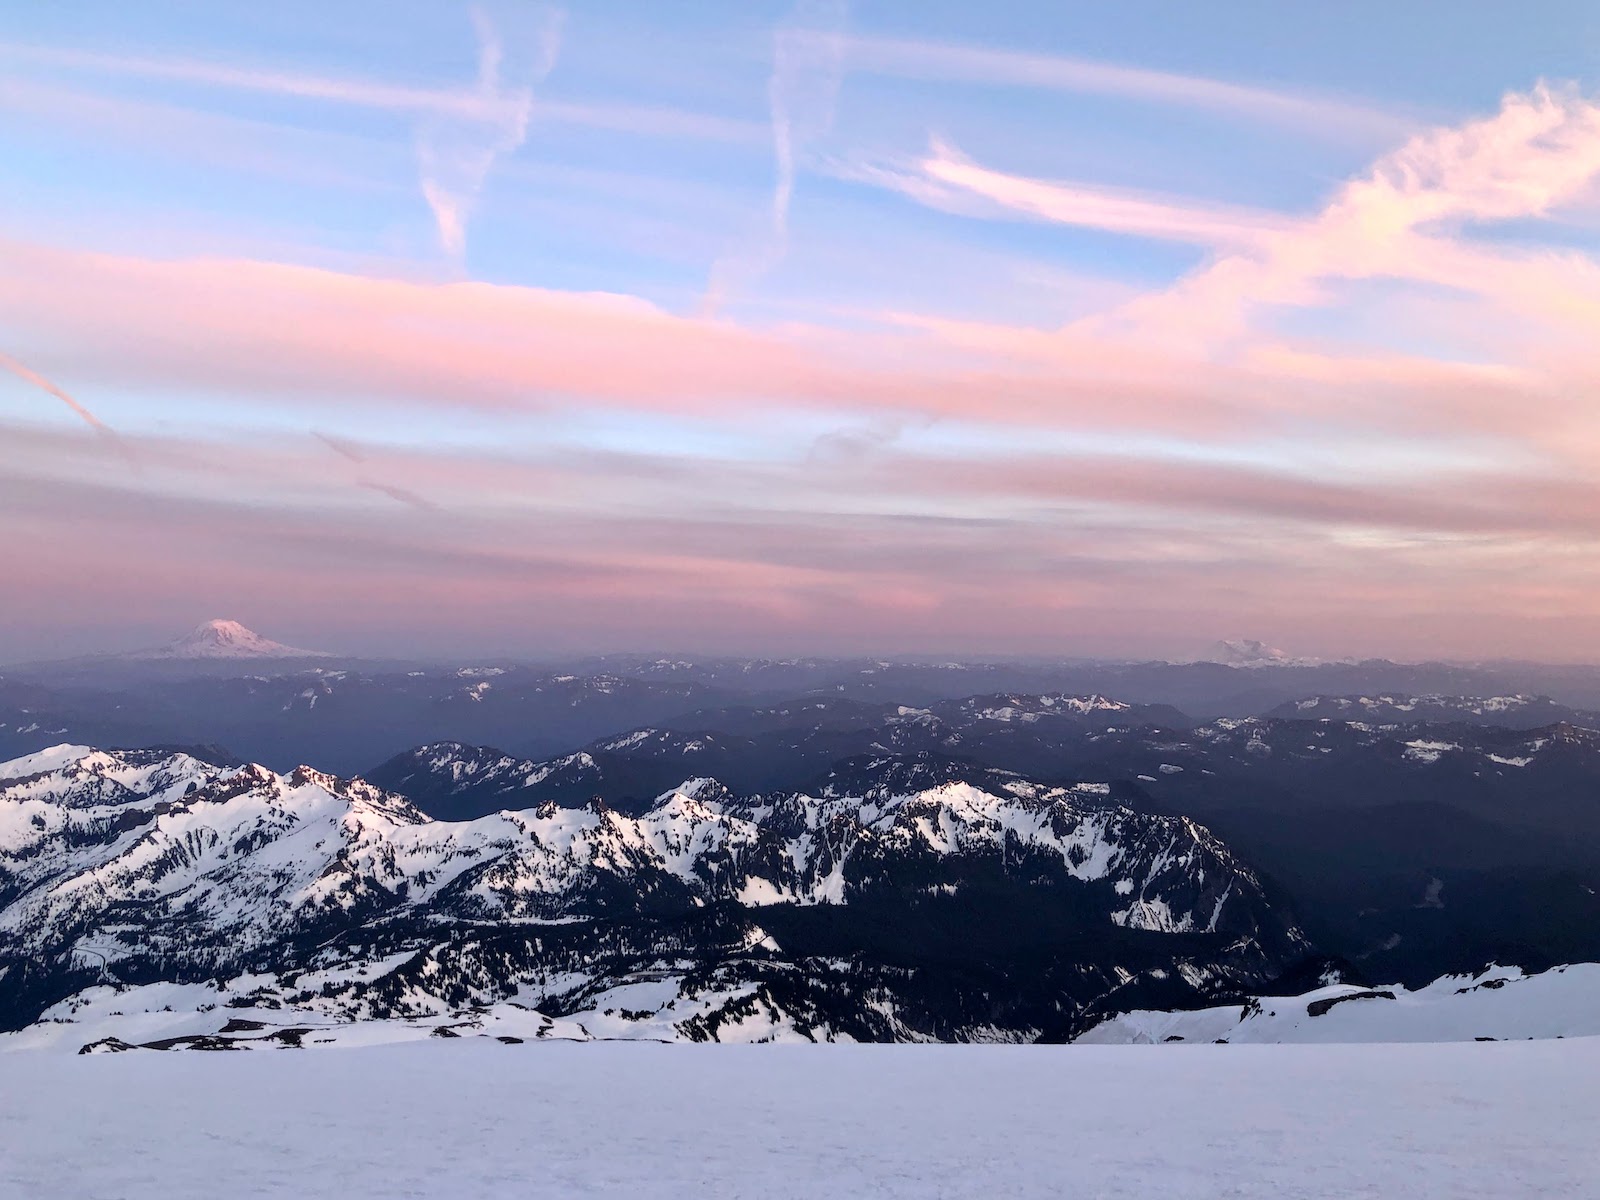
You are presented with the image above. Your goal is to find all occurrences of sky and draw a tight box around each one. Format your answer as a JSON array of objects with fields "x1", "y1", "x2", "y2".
[{"x1": 4, "y1": 1, "x2": 1600, "y2": 662}]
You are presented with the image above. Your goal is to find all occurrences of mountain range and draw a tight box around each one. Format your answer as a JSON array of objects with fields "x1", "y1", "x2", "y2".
[
  {"x1": 4, "y1": 633, "x2": 1600, "y2": 1046},
  {"x1": 0, "y1": 744, "x2": 1308, "y2": 1043}
]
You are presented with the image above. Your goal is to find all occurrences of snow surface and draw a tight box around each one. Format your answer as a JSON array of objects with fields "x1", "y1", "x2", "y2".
[
  {"x1": 1079, "y1": 963, "x2": 1600, "y2": 1044},
  {"x1": 2, "y1": 1039, "x2": 1596, "y2": 1199}
]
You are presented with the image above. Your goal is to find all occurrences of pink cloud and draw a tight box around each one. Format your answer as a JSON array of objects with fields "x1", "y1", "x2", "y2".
[
  {"x1": 0, "y1": 237, "x2": 1291, "y2": 438},
  {"x1": 6, "y1": 87, "x2": 1596, "y2": 456},
  {"x1": 915, "y1": 140, "x2": 1292, "y2": 248},
  {"x1": 1087, "y1": 84, "x2": 1600, "y2": 345}
]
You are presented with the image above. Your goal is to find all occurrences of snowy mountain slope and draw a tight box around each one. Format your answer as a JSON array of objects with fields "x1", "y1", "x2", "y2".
[
  {"x1": 12, "y1": 960, "x2": 1597, "y2": 1055},
  {"x1": 1076, "y1": 962, "x2": 1600, "y2": 1044},
  {"x1": 363, "y1": 709, "x2": 1600, "y2": 991},
  {"x1": 1072, "y1": 716, "x2": 1600, "y2": 984},
  {"x1": 365, "y1": 733, "x2": 764, "y2": 820},
  {"x1": 2, "y1": 971, "x2": 828, "y2": 1052},
  {"x1": 363, "y1": 739, "x2": 610, "y2": 820},
  {"x1": 0, "y1": 744, "x2": 1309, "y2": 1041},
  {"x1": 0, "y1": 744, "x2": 1291, "y2": 944}
]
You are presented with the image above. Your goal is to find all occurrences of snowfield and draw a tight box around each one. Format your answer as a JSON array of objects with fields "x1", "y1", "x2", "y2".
[
  {"x1": 1079, "y1": 962, "x2": 1600, "y2": 1044},
  {"x1": 3, "y1": 1039, "x2": 1596, "y2": 1199}
]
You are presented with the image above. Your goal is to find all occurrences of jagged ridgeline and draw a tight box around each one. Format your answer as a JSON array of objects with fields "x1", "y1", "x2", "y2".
[{"x1": 0, "y1": 746, "x2": 1311, "y2": 1042}]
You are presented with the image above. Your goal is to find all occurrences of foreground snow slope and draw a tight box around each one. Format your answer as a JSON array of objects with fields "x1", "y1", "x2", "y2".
[{"x1": 4, "y1": 1039, "x2": 1595, "y2": 1200}]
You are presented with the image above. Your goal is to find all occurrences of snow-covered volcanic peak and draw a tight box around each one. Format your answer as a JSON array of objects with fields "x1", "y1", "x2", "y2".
[
  {"x1": 129, "y1": 619, "x2": 331, "y2": 660},
  {"x1": 1203, "y1": 639, "x2": 1309, "y2": 668}
]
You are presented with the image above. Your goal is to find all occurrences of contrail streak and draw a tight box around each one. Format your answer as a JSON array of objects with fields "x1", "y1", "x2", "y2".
[
  {"x1": 0, "y1": 350, "x2": 109, "y2": 431},
  {"x1": 312, "y1": 429, "x2": 367, "y2": 463},
  {"x1": 767, "y1": 1, "x2": 847, "y2": 245},
  {"x1": 417, "y1": 5, "x2": 563, "y2": 260},
  {"x1": 703, "y1": 0, "x2": 846, "y2": 313},
  {"x1": 314, "y1": 430, "x2": 440, "y2": 510},
  {"x1": 358, "y1": 479, "x2": 440, "y2": 510}
]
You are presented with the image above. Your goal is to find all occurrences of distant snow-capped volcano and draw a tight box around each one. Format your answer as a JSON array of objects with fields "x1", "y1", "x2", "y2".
[
  {"x1": 127, "y1": 619, "x2": 331, "y2": 660},
  {"x1": 1200, "y1": 639, "x2": 1319, "y2": 668}
]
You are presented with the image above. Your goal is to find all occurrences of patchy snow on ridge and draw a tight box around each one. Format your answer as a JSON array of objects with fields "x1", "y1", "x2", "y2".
[{"x1": 1403, "y1": 739, "x2": 1460, "y2": 764}]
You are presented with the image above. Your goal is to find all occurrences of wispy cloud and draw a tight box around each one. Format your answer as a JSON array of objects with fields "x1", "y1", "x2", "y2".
[
  {"x1": 855, "y1": 138, "x2": 1293, "y2": 248},
  {"x1": 0, "y1": 41, "x2": 525, "y2": 121},
  {"x1": 705, "y1": 0, "x2": 848, "y2": 310},
  {"x1": 0, "y1": 45, "x2": 761, "y2": 147},
  {"x1": 2, "y1": 13, "x2": 566, "y2": 261},
  {"x1": 769, "y1": 1, "x2": 848, "y2": 244},
  {"x1": 1089, "y1": 83, "x2": 1600, "y2": 348},
  {"x1": 417, "y1": 6, "x2": 562, "y2": 260},
  {"x1": 835, "y1": 33, "x2": 1415, "y2": 143}
]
